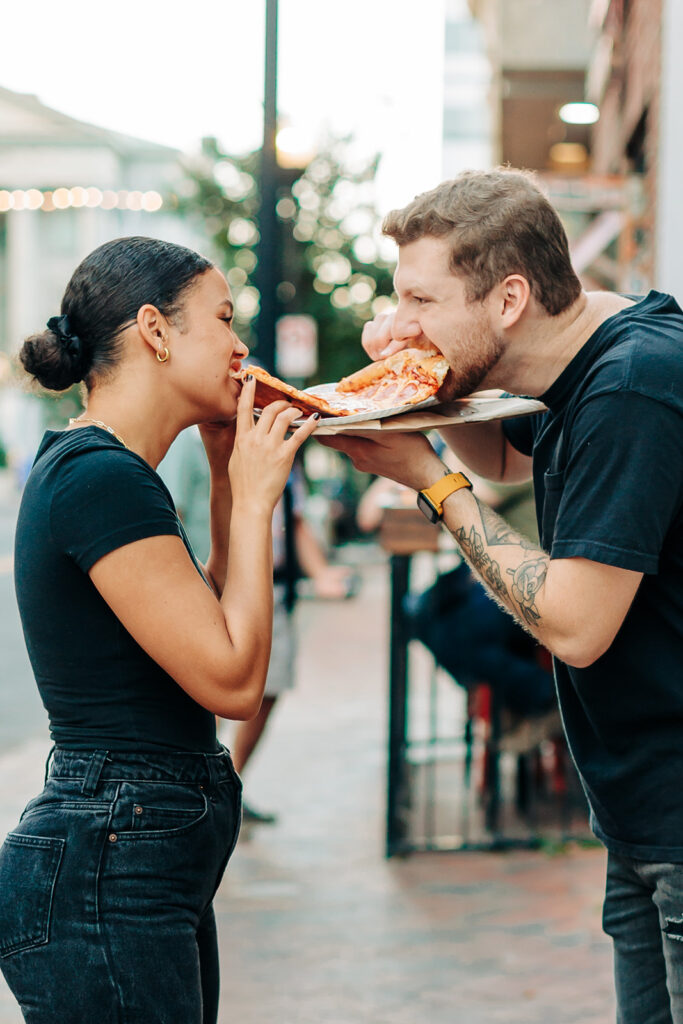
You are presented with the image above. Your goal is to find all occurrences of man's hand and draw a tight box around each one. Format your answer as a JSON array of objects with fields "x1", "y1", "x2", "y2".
[
  {"x1": 361, "y1": 312, "x2": 427, "y2": 360},
  {"x1": 318, "y1": 430, "x2": 445, "y2": 492}
]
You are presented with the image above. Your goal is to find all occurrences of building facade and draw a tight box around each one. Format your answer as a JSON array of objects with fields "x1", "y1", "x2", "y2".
[
  {"x1": 457, "y1": 0, "x2": 683, "y2": 297},
  {"x1": 588, "y1": 0, "x2": 683, "y2": 296},
  {"x1": 442, "y1": 0, "x2": 492, "y2": 177},
  {"x1": 0, "y1": 85, "x2": 202, "y2": 474},
  {"x1": 0, "y1": 85, "x2": 199, "y2": 355}
]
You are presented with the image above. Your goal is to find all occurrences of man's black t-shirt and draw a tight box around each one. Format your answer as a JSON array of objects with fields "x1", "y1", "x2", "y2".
[
  {"x1": 14, "y1": 427, "x2": 219, "y2": 753},
  {"x1": 503, "y1": 291, "x2": 683, "y2": 860}
]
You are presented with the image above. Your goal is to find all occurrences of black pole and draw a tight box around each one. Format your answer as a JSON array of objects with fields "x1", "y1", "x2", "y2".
[
  {"x1": 256, "y1": 0, "x2": 280, "y2": 373},
  {"x1": 386, "y1": 554, "x2": 411, "y2": 857}
]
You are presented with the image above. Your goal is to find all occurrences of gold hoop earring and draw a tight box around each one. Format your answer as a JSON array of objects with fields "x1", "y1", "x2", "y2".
[{"x1": 156, "y1": 346, "x2": 169, "y2": 363}]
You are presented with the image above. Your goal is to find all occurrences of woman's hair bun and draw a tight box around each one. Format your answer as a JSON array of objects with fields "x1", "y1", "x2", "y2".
[
  {"x1": 20, "y1": 317, "x2": 92, "y2": 391},
  {"x1": 20, "y1": 237, "x2": 212, "y2": 391}
]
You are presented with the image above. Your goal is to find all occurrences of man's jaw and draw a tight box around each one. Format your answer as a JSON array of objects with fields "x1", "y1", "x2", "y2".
[{"x1": 437, "y1": 345, "x2": 505, "y2": 401}]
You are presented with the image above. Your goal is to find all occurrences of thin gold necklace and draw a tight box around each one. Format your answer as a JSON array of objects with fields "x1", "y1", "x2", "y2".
[{"x1": 68, "y1": 416, "x2": 128, "y2": 449}]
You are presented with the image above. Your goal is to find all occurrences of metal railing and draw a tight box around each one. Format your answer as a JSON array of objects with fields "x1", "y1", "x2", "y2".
[{"x1": 383, "y1": 542, "x2": 592, "y2": 857}]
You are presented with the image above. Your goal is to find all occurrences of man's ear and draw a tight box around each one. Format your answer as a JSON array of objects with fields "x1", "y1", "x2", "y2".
[
  {"x1": 496, "y1": 275, "x2": 530, "y2": 328},
  {"x1": 137, "y1": 304, "x2": 169, "y2": 357}
]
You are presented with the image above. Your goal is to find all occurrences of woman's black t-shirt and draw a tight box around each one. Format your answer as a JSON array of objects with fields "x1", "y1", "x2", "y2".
[{"x1": 14, "y1": 427, "x2": 219, "y2": 753}]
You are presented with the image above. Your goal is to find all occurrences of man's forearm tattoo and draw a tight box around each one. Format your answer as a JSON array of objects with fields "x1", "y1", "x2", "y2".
[
  {"x1": 506, "y1": 559, "x2": 547, "y2": 626},
  {"x1": 479, "y1": 501, "x2": 538, "y2": 551},
  {"x1": 454, "y1": 524, "x2": 508, "y2": 600},
  {"x1": 452, "y1": 498, "x2": 548, "y2": 632}
]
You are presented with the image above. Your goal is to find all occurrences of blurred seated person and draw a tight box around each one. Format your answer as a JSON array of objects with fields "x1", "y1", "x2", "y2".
[
  {"x1": 357, "y1": 451, "x2": 556, "y2": 721},
  {"x1": 160, "y1": 425, "x2": 355, "y2": 824}
]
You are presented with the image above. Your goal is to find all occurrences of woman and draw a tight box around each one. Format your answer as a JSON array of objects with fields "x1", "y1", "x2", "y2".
[{"x1": 0, "y1": 236, "x2": 318, "y2": 1023}]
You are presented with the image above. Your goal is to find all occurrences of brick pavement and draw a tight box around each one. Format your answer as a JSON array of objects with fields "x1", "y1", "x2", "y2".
[
  {"x1": 0, "y1": 546, "x2": 615, "y2": 1023},
  {"x1": 214, "y1": 552, "x2": 615, "y2": 1024}
]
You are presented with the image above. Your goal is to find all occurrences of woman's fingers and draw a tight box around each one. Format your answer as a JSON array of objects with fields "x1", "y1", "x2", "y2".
[
  {"x1": 288, "y1": 413, "x2": 319, "y2": 451},
  {"x1": 236, "y1": 375, "x2": 256, "y2": 432},
  {"x1": 268, "y1": 406, "x2": 306, "y2": 443},
  {"x1": 256, "y1": 399, "x2": 296, "y2": 433}
]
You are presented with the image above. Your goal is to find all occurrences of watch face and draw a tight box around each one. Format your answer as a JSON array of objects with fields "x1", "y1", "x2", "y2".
[{"x1": 417, "y1": 491, "x2": 441, "y2": 523}]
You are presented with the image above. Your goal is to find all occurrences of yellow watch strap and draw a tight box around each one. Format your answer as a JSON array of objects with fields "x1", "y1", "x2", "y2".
[{"x1": 423, "y1": 471, "x2": 472, "y2": 511}]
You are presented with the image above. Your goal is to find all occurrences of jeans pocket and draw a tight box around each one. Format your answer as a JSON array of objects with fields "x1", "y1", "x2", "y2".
[
  {"x1": 114, "y1": 783, "x2": 209, "y2": 839},
  {"x1": 0, "y1": 834, "x2": 65, "y2": 958},
  {"x1": 130, "y1": 802, "x2": 206, "y2": 832}
]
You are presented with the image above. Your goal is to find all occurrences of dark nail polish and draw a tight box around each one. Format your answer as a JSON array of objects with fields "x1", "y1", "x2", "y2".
[
  {"x1": 246, "y1": 373, "x2": 253, "y2": 381},
  {"x1": 313, "y1": 412, "x2": 321, "y2": 420}
]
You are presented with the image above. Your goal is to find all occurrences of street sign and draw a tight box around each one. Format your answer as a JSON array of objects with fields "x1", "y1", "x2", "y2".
[{"x1": 276, "y1": 314, "x2": 318, "y2": 378}]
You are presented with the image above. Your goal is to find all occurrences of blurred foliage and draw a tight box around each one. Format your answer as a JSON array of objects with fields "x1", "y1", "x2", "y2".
[
  {"x1": 173, "y1": 135, "x2": 397, "y2": 384},
  {"x1": 37, "y1": 385, "x2": 84, "y2": 427}
]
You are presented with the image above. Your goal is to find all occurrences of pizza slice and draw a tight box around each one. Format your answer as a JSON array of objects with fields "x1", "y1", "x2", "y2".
[
  {"x1": 237, "y1": 365, "x2": 353, "y2": 417},
  {"x1": 336, "y1": 348, "x2": 451, "y2": 407},
  {"x1": 238, "y1": 347, "x2": 451, "y2": 418}
]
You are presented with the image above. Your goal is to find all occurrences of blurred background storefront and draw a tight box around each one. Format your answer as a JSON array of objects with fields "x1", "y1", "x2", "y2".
[{"x1": 446, "y1": 0, "x2": 683, "y2": 298}]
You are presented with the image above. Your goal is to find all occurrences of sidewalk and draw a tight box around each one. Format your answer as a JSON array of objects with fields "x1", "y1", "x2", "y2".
[{"x1": 0, "y1": 548, "x2": 615, "y2": 1023}]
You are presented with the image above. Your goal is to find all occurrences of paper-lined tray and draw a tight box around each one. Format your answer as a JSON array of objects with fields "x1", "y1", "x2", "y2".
[{"x1": 309, "y1": 394, "x2": 547, "y2": 434}]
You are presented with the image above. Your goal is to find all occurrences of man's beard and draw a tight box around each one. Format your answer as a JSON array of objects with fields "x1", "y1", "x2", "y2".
[{"x1": 437, "y1": 320, "x2": 505, "y2": 401}]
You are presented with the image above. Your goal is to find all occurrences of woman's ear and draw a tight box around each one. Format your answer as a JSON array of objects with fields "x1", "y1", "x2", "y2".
[{"x1": 137, "y1": 304, "x2": 169, "y2": 357}]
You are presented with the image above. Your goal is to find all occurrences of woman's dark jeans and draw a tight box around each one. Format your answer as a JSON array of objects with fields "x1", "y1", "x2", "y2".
[{"x1": 0, "y1": 746, "x2": 242, "y2": 1023}]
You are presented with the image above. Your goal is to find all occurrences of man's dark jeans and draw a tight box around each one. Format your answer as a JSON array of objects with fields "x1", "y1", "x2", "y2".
[
  {"x1": 604, "y1": 852, "x2": 683, "y2": 1023},
  {"x1": 0, "y1": 746, "x2": 242, "y2": 1023}
]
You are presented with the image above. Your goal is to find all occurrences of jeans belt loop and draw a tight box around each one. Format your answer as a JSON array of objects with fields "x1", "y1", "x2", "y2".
[
  {"x1": 81, "y1": 750, "x2": 109, "y2": 797},
  {"x1": 43, "y1": 745, "x2": 56, "y2": 784}
]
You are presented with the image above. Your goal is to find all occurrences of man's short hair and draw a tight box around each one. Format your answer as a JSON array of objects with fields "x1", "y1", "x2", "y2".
[{"x1": 382, "y1": 168, "x2": 582, "y2": 316}]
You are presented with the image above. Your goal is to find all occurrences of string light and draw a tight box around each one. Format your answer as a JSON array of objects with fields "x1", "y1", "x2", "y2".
[{"x1": 0, "y1": 188, "x2": 164, "y2": 212}]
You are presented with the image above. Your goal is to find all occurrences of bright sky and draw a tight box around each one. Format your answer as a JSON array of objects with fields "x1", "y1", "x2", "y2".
[{"x1": 2, "y1": 0, "x2": 445, "y2": 215}]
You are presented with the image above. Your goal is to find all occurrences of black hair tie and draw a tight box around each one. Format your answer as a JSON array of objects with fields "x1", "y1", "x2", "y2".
[{"x1": 47, "y1": 315, "x2": 91, "y2": 377}]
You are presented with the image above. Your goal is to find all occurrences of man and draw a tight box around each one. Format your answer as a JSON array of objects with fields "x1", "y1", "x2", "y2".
[{"x1": 323, "y1": 168, "x2": 683, "y2": 1022}]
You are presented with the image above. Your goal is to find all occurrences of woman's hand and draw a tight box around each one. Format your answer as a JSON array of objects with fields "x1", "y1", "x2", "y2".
[{"x1": 228, "y1": 376, "x2": 318, "y2": 512}]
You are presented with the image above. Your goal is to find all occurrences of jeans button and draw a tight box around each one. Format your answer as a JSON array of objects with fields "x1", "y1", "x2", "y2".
[
  {"x1": 134, "y1": 805, "x2": 143, "y2": 815},
  {"x1": 108, "y1": 833, "x2": 118, "y2": 843}
]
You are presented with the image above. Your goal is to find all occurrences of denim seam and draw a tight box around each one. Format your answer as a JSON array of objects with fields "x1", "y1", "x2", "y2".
[
  {"x1": 202, "y1": 786, "x2": 243, "y2": 915},
  {"x1": 96, "y1": 783, "x2": 127, "y2": 1023},
  {"x1": 42, "y1": 801, "x2": 113, "y2": 811},
  {"x1": 51, "y1": 775, "x2": 228, "y2": 787}
]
